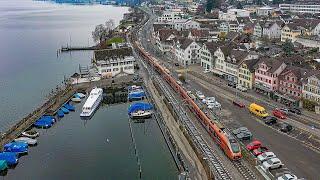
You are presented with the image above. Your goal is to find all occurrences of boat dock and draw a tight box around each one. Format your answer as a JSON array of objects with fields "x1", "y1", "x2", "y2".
[
  {"x1": 0, "y1": 75, "x2": 134, "y2": 150},
  {"x1": 59, "y1": 46, "x2": 97, "y2": 52}
]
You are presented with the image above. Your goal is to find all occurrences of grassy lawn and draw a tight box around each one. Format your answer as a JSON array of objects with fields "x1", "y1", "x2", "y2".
[{"x1": 106, "y1": 37, "x2": 125, "y2": 45}]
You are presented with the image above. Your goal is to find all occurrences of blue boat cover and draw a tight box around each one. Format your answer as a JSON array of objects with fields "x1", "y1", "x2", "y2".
[
  {"x1": 61, "y1": 107, "x2": 69, "y2": 113},
  {"x1": 128, "y1": 91, "x2": 146, "y2": 100},
  {"x1": 128, "y1": 86, "x2": 142, "y2": 91},
  {"x1": 128, "y1": 102, "x2": 153, "y2": 114},
  {"x1": 64, "y1": 103, "x2": 75, "y2": 111},
  {"x1": 4, "y1": 142, "x2": 28, "y2": 153},
  {"x1": 74, "y1": 94, "x2": 81, "y2": 98},
  {"x1": 57, "y1": 110, "x2": 64, "y2": 117},
  {"x1": 0, "y1": 152, "x2": 18, "y2": 165}
]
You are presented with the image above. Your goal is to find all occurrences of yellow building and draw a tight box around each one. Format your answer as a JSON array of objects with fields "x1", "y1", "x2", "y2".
[
  {"x1": 238, "y1": 59, "x2": 259, "y2": 89},
  {"x1": 281, "y1": 19, "x2": 320, "y2": 42}
]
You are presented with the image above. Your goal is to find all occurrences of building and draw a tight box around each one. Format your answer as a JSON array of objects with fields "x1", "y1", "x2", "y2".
[
  {"x1": 254, "y1": 57, "x2": 287, "y2": 97},
  {"x1": 219, "y1": 9, "x2": 250, "y2": 21},
  {"x1": 236, "y1": 17, "x2": 252, "y2": 32},
  {"x1": 303, "y1": 73, "x2": 320, "y2": 105},
  {"x1": 256, "y1": 6, "x2": 275, "y2": 16},
  {"x1": 277, "y1": 66, "x2": 314, "y2": 107},
  {"x1": 254, "y1": 21, "x2": 282, "y2": 39},
  {"x1": 93, "y1": 47, "x2": 135, "y2": 77},
  {"x1": 296, "y1": 35, "x2": 320, "y2": 48},
  {"x1": 157, "y1": 9, "x2": 184, "y2": 22},
  {"x1": 155, "y1": 29, "x2": 180, "y2": 52},
  {"x1": 238, "y1": 59, "x2": 259, "y2": 89},
  {"x1": 199, "y1": 42, "x2": 221, "y2": 71},
  {"x1": 279, "y1": 4, "x2": 320, "y2": 14},
  {"x1": 174, "y1": 38, "x2": 201, "y2": 66},
  {"x1": 173, "y1": 19, "x2": 200, "y2": 31},
  {"x1": 281, "y1": 19, "x2": 320, "y2": 42}
]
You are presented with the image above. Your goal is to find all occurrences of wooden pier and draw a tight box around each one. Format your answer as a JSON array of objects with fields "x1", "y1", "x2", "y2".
[
  {"x1": 0, "y1": 75, "x2": 134, "y2": 150},
  {"x1": 60, "y1": 46, "x2": 97, "y2": 52}
]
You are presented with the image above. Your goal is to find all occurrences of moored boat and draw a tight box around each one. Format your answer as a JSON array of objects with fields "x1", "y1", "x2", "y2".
[
  {"x1": 0, "y1": 152, "x2": 18, "y2": 166},
  {"x1": 64, "y1": 103, "x2": 75, "y2": 111},
  {"x1": 0, "y1": 160, "x2": 8, "y2": 171},
  {"x1": 71, "y1": 97, "x2": 81, "y2": 103},
  {"x1": 14, "y1": 137, "x2": 37, "y2": 145},
  {"x1": 80, "y1": 87, "x2": 103, "y2": 117},
  {"x1": 76, "y1": 93, "x2": 86, "y2": 98},
  {"x1": 22, "y1": 130, "x2": 39, "y2": 138},
  {"x1": 130, "y1": 110, "x2": 153, "y2": 119},
  {"x1": 57, "y1": 109, "x2": 65, "y2": 118},
  {"x1": 4, "y1": 142, "x2": 28, "y2": 154},
  {"x1": 61, "y1": 107, "x2": 69, "y2": 114}
]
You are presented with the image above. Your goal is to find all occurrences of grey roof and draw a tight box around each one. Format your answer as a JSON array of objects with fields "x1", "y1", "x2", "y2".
[
  {"x1": 203, "y1": 42, "x2": 223, "y2": 55},
  {"x1": 254, "y1": 57, "x2": 285, "y2": 73},
  {"x1": 225, "y1": 49, "x2": 250, "y2": 65},
  {"x1": 242, "y1": 58, "x2": 260, "y2": 72},
  {"x1": 178, "y1": 38, "x2": 194, "y2": 50},
  {"x1": 279, "y1": 66, "x2": 318, "y2": 85}
]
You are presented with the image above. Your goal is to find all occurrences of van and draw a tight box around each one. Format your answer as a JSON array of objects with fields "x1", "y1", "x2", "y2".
[{"x1": 249, "y1": 103, "x2": 269, "y2": 118}]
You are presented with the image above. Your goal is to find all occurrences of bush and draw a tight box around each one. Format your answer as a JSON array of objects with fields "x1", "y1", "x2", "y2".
[{"x1": 302, "y1": 98, "x2": 317, "y2": 111}]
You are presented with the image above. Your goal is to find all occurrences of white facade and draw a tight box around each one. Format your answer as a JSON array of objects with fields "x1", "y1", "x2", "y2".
[
  {"x1": 174, "y1": 41, "x2": 201, "y2": 66},
  {"x1": 263, "y1": 23, "x2": 282, "y2": 39},
  {"x1": 280, "y1": 4, "x2": 320, "y2": 14},
  {"x1": 95, "y1": 56, "x2": 135, "y2": 77},
  {"x1": 188, "y1": 3, "x2": 200, "y2": 13},
  {"x1": 157, "y1": 9, "x2": 184, "y2": 22},
  {"x1": 219, "y1": 9, "x2": 250, "y2": 21},
  {"x1": 200, "y1": 44, "x2": 214, "y2": 70},
  {"x1": 296, "y1": 36, "x2": 320, "y2": 48},
  {"x1": 173, "y1": 19, "x2": 200, "y2": 31},
  {"x1": 303, "y1": 75, "x2": 320, "y2": 105},
  {"x1": 213, "y1": 48, "x2": 226, "y2": 75},
  {"x1": 257, "y1": 6, "x2": 275, "y2": 16}
]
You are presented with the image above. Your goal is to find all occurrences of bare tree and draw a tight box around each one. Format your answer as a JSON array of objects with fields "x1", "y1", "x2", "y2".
[
  {"x1": 92, "y1": 24, "x2": 107, "y2": 44},
  {"x1": 105, "y1": 19, "x2": 115, "y2": 36}
]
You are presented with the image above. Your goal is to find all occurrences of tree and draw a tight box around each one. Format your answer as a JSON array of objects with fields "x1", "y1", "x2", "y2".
[
  {"x1": 206, "y1": 0, "x2": 220, "y2": 13},
  {"x1": 282, "y1": 39, "x2": 294, "y2": 56},
  {"x1": 92, "y1": 24, "x2": 107, "y2": 44},
  {"x1": 105, "y1": 19, "x2": 115, "y2": 35}
]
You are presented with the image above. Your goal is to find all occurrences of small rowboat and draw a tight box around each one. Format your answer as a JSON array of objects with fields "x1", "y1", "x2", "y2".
[
  {"x1": 22, "y1": 130, "x2": 39, "y2": 138},
  {"x1": 57, "y1": 109, "x2": 64, "y2": 118},
  {"x1": 71, "y1": 97, "x2": 81, "y2": 103},
  {"x1": 61, "y1": 107, "x2": 69, "y2": 114}
]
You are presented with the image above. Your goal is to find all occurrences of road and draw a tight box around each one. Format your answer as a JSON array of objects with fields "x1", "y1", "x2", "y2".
[{"x1": 137, "y1": 7, "x2": 320, "y2": 179}]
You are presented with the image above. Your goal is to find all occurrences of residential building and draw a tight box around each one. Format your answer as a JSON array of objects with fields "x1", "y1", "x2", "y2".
[
  {"x1": 228, "y1": 21, "x2": 239, "y2": 32},
  {"x1": 279, "y1": 4, "x2": 320, "y2": 14},
  {"x1": 256, "y1": 6, "x2": 275, "y2": 16},
  {"x1": 303, "y1": 73, "x2": 320, "y2": 105},
  {"x1": 296, "y1": 35, "x2": 320, "y2": 48},
  {"x1": 199, "y1": 42, "x2": 221, "y2": 70},
  {"x1": 277, "y1": 66, "x2": 314, "y2": 107},
  {"x1": 155, "y1": 29, "x2": 179, "y2": 52},
  {"x1": 238, "y1": 59, "x2": 259, "y2": 89},
  {"x1": 173, "y1": 19, "x2": 200, "y2": 31},
  {"x1": 281, "y1": 19, "x2": 320, "y2": 42},
  {"x1": 93, "y1": 47, "x2": 135, "y2": 78},
  {"x1": 254, "y1": 57, "x2": 287, "y2": 97},
  {"x1": 254, "y1": 21, "x2": 282, "y2": 39},
  {"x1": 219, "y1": 9, "x2": 250, "y2": 21},
  {"x1": 236, "y1": 17, "x2": 251, "y2": 32},
  {"x1": 157, "y1": 9, "x2": 184, "y2": 22},
  {"x1": 174, "y1": 38, "x2": 201, "y2": 66},
  {"x1": 219, "y1": 21, "x2": 229, "y2": 33}
]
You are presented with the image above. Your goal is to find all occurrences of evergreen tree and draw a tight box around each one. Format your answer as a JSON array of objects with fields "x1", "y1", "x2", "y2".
[
  {"x1": 282, "y1": 39, "x2": 294, "y2": 56},
  {"x1": 206, "y1": 0, "x2": 213, "y2": 13}
]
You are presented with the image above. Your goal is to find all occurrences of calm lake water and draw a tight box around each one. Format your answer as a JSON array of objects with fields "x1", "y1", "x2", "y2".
[{"x1": 0, "y1": 0, "x2": 178, "y2": 179}]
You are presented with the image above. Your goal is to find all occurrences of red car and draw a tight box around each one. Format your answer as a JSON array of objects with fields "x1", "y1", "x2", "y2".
[
  {"x1": 253, "y1": 146, "x2": 269, "y2": 156},
  {"x1": 246, "y1": 140, "x2": 262, "y2": 151},
  {"x1": 272, "y1": 109, "x2": 287, "y2": 119},
  {"x1": 233, "y1": 101, "x2": 245, "y2": 108}
]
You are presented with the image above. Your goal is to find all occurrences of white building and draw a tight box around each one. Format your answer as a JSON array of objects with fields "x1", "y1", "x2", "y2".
[
  {"x1": 174, "y1": 39, "x2": 201, "y2": 66},
  {"x1": 303, "y1": 73, "x2": 320, "y2": 105},
  {"x1": 93, "y1": 48, "x2": 135, "y2": 78},
  {"x1": 254, "y1": 21, "x2": 282, "y2": 39},
  {"x1": 280, "y1": 4, "x2": 320, "y2": 14},
  {"x1": 173, "y1": 19, "x2": 200, "y2": 31},
  {"x1": 188, "y1": 3, "x2": 200, "y2": 13},
  {"x1": 256, "y1": 6, "x2": 275, "y2": 16},
  {"x1": 157, "y1": 9, "x2": 185, "y2": 22},
  {"x1": 219, "y1": 9, "x2": 250, "y2": 21},
  {"x1": 199, "y1": 42, "x2": 221, "y2": 71},
  {"x1": 296, "y1": 35, "x2": 320, "y2": 49}
]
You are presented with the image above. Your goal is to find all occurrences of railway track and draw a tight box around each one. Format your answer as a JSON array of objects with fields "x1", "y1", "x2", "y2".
[
  {"x1": 135, "y1": 50, "x2": 233, "y2": 180},
  {"x1": 232, "y1": 160, "x2": 256, "y2": 180}
]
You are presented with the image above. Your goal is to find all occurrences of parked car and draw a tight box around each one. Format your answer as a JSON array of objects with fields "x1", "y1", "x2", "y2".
[
  {"x1": 277, "y1": 173, "x2": 297, "y2": 180},
  {"x1": 262, "y1": 158, "x2": 283, "y2": 171},
  {"x1": 174, "y1": 63, "x2": 179, "y2": 66},
  {"x1": 207, "y1": 101, "x2": 221, "y2": 109},
  {"x1": 196, "y1": 91, "x2": 205, "y2": 100},
  {"x1": 288, "y1": 108, "x2": 301, "y2": 115},
  {"x1": 280, "y1": 123, "x2": 293, "y2": 133},
  {"x1": 203, "y1": 69, "x2": 210, "y2": 73},
  {"x1": 246, "y1": 140, "x2": 262, "y2": 151},
  {"x1": 272, "y1": 109, "x2": 287, "y2": 119},
  {"x1": 233, "y1": 100, "x2": 245, "y2": 108},
  {"x1": 227, "y1": 81, "x2": 236, "y2": 88},
  {"x1": 204, "y1": 97, "x2": 215, "y2": 105},
  {"x1": 236, "y1": 85, "x2": 247, "y2": 92},
  {"x1": 264, "y1": 116, "x2": 278, "y2": 125},
  {"x1": 257, "y1": 152, "x2": 276, "y2": 162},
  {"x1": 279, "y1": 108, "x2": 289, "y2": 115},
  {"x1": 253, "y1": 146, "x2": 269, "y2": 156}
]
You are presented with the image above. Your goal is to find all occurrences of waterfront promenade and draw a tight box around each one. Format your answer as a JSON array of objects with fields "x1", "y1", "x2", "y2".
[{"x1": 0, "y1": 75, "x2": 134, "y2": 150}]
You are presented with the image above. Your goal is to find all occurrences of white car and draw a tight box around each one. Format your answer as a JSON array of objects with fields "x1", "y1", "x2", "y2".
[
  {"x1": 207, "y1": 101, "x2": 221, "y2": 109},
  {"x1": 236, "y1": 85, "x2": 247, "y2": 92},
  {"x1": 196, "y1": 91, "x2": 205, "y2": 100},
  {"x1": 277, "y1": 173, "x2": 297, "y2": 180},
  {"x1": 204, "y1": 97, "x2": 215, "y2": 105},
  {"x1": 257, "y1": 152, "x2": 276, "y2": 162},
  {"x1": 262, "y1": 158, "x2": 283, "y2": 171}
]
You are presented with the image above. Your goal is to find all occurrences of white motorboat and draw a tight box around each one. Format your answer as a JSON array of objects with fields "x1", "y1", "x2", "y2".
[
  {"x1": 71, "y1": 97, "x2": 81, "y2": 103},
  {"x1": 14, "y1": 137, "x2": 37, "y2": 145},
  {"x1": 21, "y1": 130, "x2": 39, "y2": 138},
  {"x1": 76, "y1": 93, "x2": 86, "y2": 98},
  {"x1": 80, "y1": 87, "x2": 103, "y2": 117},
  {"x1": 130, "y1": 110, "x2": 153, "y2": 119}
]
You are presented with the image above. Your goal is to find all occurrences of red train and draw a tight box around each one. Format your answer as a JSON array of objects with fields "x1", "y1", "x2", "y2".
[{"x1": 134, "y1": 42, "x2": 242, "y2": 160}]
